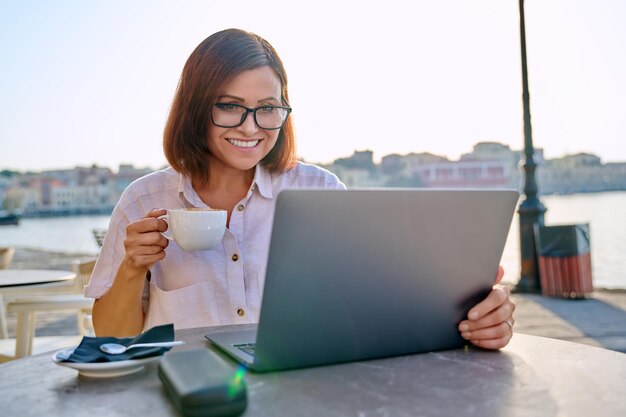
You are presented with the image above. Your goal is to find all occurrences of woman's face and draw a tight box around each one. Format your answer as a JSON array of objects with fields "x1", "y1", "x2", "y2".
[{"x1": 207, "y1": 66, "x2": 284, "y2": 174}]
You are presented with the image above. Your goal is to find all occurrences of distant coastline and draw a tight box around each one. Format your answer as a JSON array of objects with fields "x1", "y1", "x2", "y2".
[
  {"x1": 8, "y1": 189, "x2": 626, "y2": 220},
  {"x1": 20, "y1": 206, "x2": 114, "y2": 218},
  {"x1": 2, "y1": 144, "x2": 625, "y2": 218}
]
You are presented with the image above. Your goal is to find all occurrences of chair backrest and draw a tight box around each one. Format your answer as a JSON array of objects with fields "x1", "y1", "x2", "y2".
[
  {"x1": 92, "y1": 229, "x2": 107, "y2": 247},
  {"x1": 0, "y1": 246, "x2": 15, "y2": 269},
  {"x1": 71, "y1": 258, "x2": 97, "y2": 292}
]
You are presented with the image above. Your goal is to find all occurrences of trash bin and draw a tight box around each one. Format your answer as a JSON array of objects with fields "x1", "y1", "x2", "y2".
[{"x1": 534, "y1": 223, "x2": 593, "y2": 298}]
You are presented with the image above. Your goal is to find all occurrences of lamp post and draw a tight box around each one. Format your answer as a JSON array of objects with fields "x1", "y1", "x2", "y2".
[{"x1": 515, "y1": 0, "x2": 546, "y2": 293}]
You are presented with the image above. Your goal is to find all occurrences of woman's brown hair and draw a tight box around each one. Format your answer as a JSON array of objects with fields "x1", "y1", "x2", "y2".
[{"x1": 163, "y1": 28, "x2": 297, "y2": 186}]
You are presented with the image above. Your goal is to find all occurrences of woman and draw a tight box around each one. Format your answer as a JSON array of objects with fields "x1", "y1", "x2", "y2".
[{"x1": 87, "y1": 28, "x2": 515, "y2": 350}]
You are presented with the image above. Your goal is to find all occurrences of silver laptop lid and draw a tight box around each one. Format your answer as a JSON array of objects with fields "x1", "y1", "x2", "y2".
[{"x1": 251, "y1": 189, "x2": 518, "y2": 371}]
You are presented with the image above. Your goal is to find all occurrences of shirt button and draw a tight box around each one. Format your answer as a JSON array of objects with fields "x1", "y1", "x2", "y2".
[
  {"x1": 237, "y1": 204, "x2": 244, "y2": 212},
  {"x1": 232, "y1": 254, "x2": 239, "y2": 261},
  {"x1": 237, "y1": 308, "x2": 245, "y2": 317}
]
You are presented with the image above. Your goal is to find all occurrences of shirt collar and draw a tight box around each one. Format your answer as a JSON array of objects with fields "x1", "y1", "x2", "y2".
[
  {"x1": 176, "y1": 164, "x2": 274, "y2": 208},
  {"x1": 253, "y1": 164, "x2": 274, "y2": 200},
  {"x1": 177, "y1": 173, "x2": 204, "y2": 208}
]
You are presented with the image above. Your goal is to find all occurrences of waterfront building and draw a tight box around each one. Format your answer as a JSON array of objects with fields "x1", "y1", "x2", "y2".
[
  {"x1": 0, "y1": 164, "x2": 153, "y2": 216},
  {"x1": 51, "y1": 184, "x2": 111, "y2": 209},
  {"x1": 4, "y1": 186, "x2": 40, "y2": 211},
  {"x1": 331, "y1": 164, "x2": 385, "y2": 188},
  {"x1": 381, "y1": 152, "x2": 448, "y2": 178},
  {"x1": 379, "y1": 142, "x2": 522, "y2": 189},
  {"x1": 110, "y1": 164, "x2": 154, "y2": 203},
  {"x1": 329, "y1": 150, "x2": 386, "y2": 188},
  {"x1": 0, "y1": 178, "x2": 10, "y2": 209},
  {"x1": 413, "y1": 159, "x2": 510, "y2": 188},
  {"x1": 539, "y1": 154, "x2": 626, "y2": 194}
]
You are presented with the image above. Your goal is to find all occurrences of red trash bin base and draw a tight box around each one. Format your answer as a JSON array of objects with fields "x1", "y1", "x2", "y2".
[{"x1": 538, "y1": 252, "x2": 593, "y2": 298}]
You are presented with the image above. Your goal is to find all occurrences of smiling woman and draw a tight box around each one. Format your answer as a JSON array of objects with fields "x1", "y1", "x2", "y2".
[
  {"x1": 86, "y1": 28, "x2": 346, "y2": 338},
  {"x1": 204, "y1": 66, "x2": 289, "y2": 177},
  {"x1": 85, "y1": 28, "x2": 515, "y2": 352},
  {"x1": 162, "y1": 30, "x2": 297, "y2": 188}
]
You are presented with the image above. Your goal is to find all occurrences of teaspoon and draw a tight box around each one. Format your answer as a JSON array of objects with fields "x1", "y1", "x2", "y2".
[{"x1": 100, "y1": 341, "x2": 185, "y2": 355}]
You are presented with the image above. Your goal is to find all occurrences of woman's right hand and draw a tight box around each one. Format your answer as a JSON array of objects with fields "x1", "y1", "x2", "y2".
[
  {"x1": 122, "y1": 209, "x2": 169, "y2": 273},
  {"x1": 94, "y1": 208, "x2": 168, "y2": 337}
]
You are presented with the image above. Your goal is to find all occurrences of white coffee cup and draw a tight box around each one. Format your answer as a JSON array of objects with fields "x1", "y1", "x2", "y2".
[{"x1": 158, "y1": 208, "x2": 227, "y2": 251}]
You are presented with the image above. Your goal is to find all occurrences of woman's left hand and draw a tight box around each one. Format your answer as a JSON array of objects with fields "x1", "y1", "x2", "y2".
[{"x1": 458, "y1": 266, "x2": 516, "y2": 350}]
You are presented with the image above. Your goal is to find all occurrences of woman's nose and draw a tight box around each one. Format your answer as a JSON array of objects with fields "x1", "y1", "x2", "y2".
[{"x1": 237, "y1": 111, "x2": 260, "y2": 135}]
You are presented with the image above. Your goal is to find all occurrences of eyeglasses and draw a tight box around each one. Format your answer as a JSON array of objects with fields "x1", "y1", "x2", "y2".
[{"x1": 211, "y1": 103, "x2": 292, "y2": 130}]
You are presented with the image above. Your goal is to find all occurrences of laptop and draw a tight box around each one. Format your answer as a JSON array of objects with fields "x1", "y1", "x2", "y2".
[{"x1": 206, "y1": 188, "x2": 519, "y2": 372}]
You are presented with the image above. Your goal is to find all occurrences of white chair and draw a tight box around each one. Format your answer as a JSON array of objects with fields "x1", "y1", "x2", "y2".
[
  {"x1": 0, "y1": 246, "x2": 15, "y2": 269},
  {"x1": 1, "y1": 259, "x2": 97, "y2": 360},
  {"x1": 70, "y1": 259, "x2": 97, "y2": 336},
  {"x1": 6, "y1": 295, "x2": 94, "y2": 359}
]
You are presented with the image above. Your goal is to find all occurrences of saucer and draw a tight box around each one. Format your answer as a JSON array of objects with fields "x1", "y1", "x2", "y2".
[{"x1": 52, "y1": 347, "x2": 162, "y2": 378}]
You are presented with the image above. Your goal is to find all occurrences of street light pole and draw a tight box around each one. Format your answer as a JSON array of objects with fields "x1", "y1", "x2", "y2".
[{"x1": 516, "y1": 0, "x2": 546, "y2": 293}]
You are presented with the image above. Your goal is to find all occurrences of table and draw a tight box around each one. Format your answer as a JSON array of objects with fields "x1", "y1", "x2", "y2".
[
  {"x1": 0, "y1": 269, "x2": 77, "y2": 339},
  {"x1": 1, "y1": 327, "x2": 625, "y2": 417}
]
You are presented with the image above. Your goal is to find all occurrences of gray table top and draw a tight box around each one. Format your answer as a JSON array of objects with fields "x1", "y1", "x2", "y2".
[{"x1": 1, "y1": 327, "x2": 625, "y2": 417}]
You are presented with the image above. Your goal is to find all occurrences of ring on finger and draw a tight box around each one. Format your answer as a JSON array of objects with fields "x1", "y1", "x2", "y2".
[{"x1": 504, "y1": 319, "x2": 513, "y2": 335}]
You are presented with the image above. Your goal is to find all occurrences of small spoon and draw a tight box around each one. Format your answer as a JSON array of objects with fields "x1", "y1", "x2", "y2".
[{"x1": 100, "y1": 341, "x2": 185, "y2": 355}]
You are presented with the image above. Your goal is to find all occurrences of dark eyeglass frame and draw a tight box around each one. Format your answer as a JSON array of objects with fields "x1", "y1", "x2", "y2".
[{"x1": 211, "y1": 103, "x2": 293, "y2": 130}]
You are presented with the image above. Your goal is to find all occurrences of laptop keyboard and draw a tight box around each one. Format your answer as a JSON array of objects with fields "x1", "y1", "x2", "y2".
[{"x1": 235, "y1": 343, "x2": 256, "y2": 356}]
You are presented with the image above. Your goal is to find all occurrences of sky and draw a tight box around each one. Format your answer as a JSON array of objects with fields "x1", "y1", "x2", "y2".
[{"x1": 1, "y1": 0, "x2": 625, "y2": 172}]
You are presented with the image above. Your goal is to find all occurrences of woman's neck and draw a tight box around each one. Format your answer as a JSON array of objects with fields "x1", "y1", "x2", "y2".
[{"x1": 193, "y1": 160, "x2": 255, "y2": 213}]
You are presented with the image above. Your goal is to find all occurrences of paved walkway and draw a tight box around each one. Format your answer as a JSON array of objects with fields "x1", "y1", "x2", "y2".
[{"x1": 511, "y1": 289, "x2": 626, "y2": 353}]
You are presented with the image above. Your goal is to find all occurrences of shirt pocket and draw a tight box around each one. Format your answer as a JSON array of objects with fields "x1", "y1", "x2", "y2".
[{"x1": 144, "y1": 280, "x2": 222, "y2": 331}]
